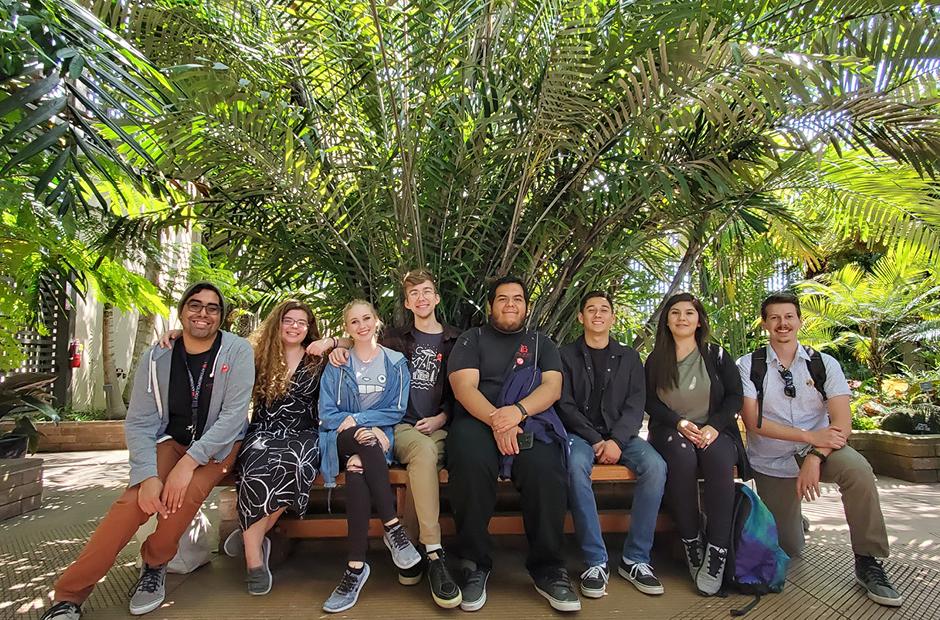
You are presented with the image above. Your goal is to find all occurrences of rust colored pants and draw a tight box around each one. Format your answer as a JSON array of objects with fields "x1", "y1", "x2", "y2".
[{"x1": 54, "y1": 440, "x2": 238, "y2": 604}]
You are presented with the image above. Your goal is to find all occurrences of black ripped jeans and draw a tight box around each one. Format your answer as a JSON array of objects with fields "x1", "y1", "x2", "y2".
[
  {"x1": 649, "y1": 427, "x2": 737, "y2": 548},
  {"x1": 337, "y1": 426, "x2": 398, "y2": 562}
]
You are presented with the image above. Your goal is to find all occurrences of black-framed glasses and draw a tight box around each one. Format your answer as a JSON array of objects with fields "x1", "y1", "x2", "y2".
[
  {"x1": 185, "y1": 300, "x2": 222, "y2": 315},
  {"x1": 281, "y1": 317, "x2": 309, "y2": 328},
  {"x1": 779, "y1": 368, "x2": 796, "y2": 398}
]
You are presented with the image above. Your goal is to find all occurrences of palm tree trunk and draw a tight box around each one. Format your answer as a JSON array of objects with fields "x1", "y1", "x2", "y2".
[
  {"x1": 102, "y1": 302, "x2": 127, "y2": 419},
  {"x1": 123, "y1": 254, "x2": 161, "y2": 404},
  {"x1": 632, "y1": 236, "x2": 705, "y2": 350}
]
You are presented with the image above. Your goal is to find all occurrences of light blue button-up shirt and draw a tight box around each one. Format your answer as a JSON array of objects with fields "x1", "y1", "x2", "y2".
[{"x1": 737, "y1": 343, "x2": 851, "y2": 477}]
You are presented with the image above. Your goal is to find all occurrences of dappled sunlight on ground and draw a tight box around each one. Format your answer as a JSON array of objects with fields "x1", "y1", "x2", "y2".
[{"x1": 2, "y1": 451, "x2": 938, "y2": 619}]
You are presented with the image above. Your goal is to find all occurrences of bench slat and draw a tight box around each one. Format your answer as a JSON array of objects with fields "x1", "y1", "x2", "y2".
[{"x1": 218, "y1": 464, "x2": 635, "y2": 488}]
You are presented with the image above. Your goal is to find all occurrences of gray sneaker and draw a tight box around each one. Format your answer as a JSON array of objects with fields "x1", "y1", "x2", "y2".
[
  {"x1": 222, "y1": 529, "x2": 244, "y2": 557},
  {"x1": 246, "y1": 537, "x2": 272, "y2": 595},
  {"x1": 695, "y1": 544, "x2": 727, "y2": 596},
  {"x1": 128, "y1": 563, "x2": 166, "y2": 615},
  {"x1": 40, "y1": 602, "x2": 81, "y2": 619},
  {"x1": 383, "y1": 524, "x2": 421, "y2": 569},
  {"x1": 323, "y1": 564, "x2": 371, "y2": 613},
  {"x1": 459, "y1": 560, "x2": 490, "y2": 612}
]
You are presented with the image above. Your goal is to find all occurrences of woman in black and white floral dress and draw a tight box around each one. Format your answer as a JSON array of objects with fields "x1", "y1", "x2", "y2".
[{"x1": 223, "y1": 299, "x2": 325, "y2": 596}]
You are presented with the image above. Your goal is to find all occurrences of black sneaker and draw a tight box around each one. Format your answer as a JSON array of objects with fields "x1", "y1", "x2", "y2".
[
  {"x1": 399, "y1": 555, "x2": 426, "y2": 586},
  {"x1": 40, "y1": 602, "x2": 81, "y2": 620},
  {"x1": 618, "y1": 559, "x2": 664, "y2": 595},
  {"x1": 459, "y1": 561, "x2": 489, "y2": 612},
  {"x1": 579, "y1": 564, "x2": 609, "y2": 598},
  {"x1": 681, "y1": 535, "x2": 705, "y2": 581},
  {"x1": 533, "y1": 568, "x2": 581, "y2": 612},
  {"x1": 855, "y1": 555, "x2": 903, "y2": 607},
  {"x1": 427, "y1": 550, "x2": 462, "y2": 608}
]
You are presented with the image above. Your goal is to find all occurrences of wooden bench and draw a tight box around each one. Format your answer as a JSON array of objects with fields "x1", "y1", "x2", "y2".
[{"x1": 217, "y1": 464, "x2": 673, "y2": 546}]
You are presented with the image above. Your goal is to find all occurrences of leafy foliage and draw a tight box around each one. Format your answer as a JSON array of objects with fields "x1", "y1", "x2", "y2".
[
  {"x1": 799, "y1": 248, "x2": 940, "y2": 387},
  {"x1": 2, "y1": 0, "x2": 940, "y2": 346}
]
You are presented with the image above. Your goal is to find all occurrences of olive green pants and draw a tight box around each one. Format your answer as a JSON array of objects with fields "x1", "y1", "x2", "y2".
[{"x1": 753, "y1": 445, "x2": 889, "y2": 559}]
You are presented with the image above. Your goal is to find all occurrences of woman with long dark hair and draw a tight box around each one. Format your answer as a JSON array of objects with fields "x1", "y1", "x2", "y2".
[
  {"x1": 645, "y1": 293, "x2": 750, "y2": 596},
  {"x1": 224, "y1": 299, "x2": 325, "y2": 595}
]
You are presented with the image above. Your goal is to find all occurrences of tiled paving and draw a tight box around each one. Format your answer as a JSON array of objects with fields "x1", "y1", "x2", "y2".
[{"x1": 1, "y1": 451, "x2": 939, "y2": 619}]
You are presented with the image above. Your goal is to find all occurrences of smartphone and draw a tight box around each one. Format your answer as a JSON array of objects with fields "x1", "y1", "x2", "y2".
[{"x1": 518, "y1": 432, "x2": 534, "y2": 450}]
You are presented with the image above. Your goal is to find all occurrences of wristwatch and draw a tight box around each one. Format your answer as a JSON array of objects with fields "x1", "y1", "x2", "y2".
[
  {"x1": 807, "y1": 448, "x2": 828, "y2": 463},
  {"x1": 514, "y1": 402, "x2": 529, "y2": 421}
]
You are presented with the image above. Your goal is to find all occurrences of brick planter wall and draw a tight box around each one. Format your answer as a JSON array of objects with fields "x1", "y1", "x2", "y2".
[
  {"x1": 0, "y1": 458, "x2": 43, "y2": 520},
  {"x1": 849, "y1": 430, "x2": 940, "y2": 483},
  {"x1": 0, "y1": 421, "x2": 126, "y2": 452}
]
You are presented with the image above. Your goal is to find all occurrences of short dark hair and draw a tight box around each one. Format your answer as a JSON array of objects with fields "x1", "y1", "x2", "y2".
[
  {"x1": 487, "y1": 275, "x2": 529, "y2": 306},
  {"x1": 761, "y1": 292, "x2": 801, "y2": 320},
  {"x1": 580, "y1": 290, "x2": 614, "y2": 312},
  {"x1": 178, "y1": 281, "x2": 227, "y2": 318}
]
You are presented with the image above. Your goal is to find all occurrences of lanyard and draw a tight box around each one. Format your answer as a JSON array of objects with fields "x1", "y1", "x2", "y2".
[{"x1": 186, "y1": 356, "x2": 210, "y2": 441}]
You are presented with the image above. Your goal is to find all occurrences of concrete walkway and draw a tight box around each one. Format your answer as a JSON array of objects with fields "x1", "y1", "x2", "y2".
[{"x1": 1, "y1": 451, "x2": 938, "y2": 619}]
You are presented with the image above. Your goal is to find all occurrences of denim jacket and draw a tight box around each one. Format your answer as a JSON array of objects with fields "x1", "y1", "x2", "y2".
[{"x1": 317, "y1": 346, "x2": 410, "y2": 487}]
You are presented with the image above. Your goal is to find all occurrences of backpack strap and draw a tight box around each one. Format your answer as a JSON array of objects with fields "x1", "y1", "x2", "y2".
[
  {"x1": 749, "y1": 347, "x2": 768, "y2": 428},
  {"x1": 804, "y1": 345, "x2": 828, "y2": 401}
]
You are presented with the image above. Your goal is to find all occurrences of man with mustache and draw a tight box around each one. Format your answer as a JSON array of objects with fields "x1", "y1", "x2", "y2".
[
  {"x1": 737, "y1": 292, "x2": 902, "y2": 607},
  {"x1": 447, "y1": 276, "x2": 579, "y2": 613}
]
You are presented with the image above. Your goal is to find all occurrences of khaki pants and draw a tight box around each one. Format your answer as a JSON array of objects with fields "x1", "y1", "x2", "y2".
[
  {"x1": 54, "y1": 440, "x2": 238, "y2": 604},
  {"x1": 753, "y1": 445, "x2": 889, "y2": 559},
  {"x1": 394, "y1": 423, "x2": 446, "y2": 547}
]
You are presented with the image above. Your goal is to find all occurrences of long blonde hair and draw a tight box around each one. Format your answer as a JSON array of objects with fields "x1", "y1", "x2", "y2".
[{"x1": 249, "y1": 299, "x2": 322, "y2": 406}]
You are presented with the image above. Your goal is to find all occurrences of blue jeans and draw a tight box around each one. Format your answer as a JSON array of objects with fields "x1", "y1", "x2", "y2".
[{"x1": 567, "y1": 433, "x2": 666, "y2": 567}]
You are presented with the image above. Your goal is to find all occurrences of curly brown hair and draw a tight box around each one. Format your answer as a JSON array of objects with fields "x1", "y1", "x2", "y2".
[{"x1": 248, "y1": 299, "x2": 323, "y2": 407}]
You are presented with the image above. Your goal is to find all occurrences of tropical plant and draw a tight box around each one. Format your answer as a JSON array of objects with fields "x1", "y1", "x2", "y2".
[
  {"x1": 0, "y1": 372, "x2": 58, "y2": 456},
  {"x1": 798, "y1": 248, "x2": 940, "y2": 390},
  {"x1": 3, "y1": 0, "x2": 940, "y2": 347}
]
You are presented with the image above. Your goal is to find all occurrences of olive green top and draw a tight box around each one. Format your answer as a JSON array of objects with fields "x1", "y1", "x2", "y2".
[{"x1": 657, "y1": 347, "x2": 711, "y2": 425}]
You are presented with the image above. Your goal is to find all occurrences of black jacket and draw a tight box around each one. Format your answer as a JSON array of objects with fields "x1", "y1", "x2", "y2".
[
  {"x1": 380, "y1": 323, "x2": 462, "y2": 419},
  {"x1": 645, "y1": 342, "x2": 751, "y2": 479},
  {"x1": 556, "y1": 336, "x2": 645, "y2": 447}
]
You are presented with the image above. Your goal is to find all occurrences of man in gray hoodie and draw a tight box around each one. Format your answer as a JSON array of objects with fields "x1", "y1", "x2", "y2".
[{"x1": 41, "y1": 282, "x2": 255, "y2": 620}]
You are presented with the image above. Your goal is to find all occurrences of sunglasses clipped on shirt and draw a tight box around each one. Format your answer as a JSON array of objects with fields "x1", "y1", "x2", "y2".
[
  {"x1": 779, "y1": 368, "x2": 797, "y2": 398},
  {"x1": 185, "y1": 300, "x2": 222, "y2": 316}
]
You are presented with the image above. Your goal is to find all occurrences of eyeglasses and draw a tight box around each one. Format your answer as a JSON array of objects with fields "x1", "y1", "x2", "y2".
[
  {"x1": 281, "y1": 317, "x2": 310, "y2": 328},
  {"x1": 185, "y1": 300, "x2": 222, "y2": 315},
  {"x1": 779, "y1": 368, "x2": 796, "y2": 398}
]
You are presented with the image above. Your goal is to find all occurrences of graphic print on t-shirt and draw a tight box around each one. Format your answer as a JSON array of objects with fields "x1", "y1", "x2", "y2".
[
  {"x1": 355, "y1": 364, "x2": 386, "y2": 393},
  {"x1": 411, "y1": 344, "x2": 443, "y2": 391}
]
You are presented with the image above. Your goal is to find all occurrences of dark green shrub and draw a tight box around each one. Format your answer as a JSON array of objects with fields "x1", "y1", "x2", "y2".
[{"x1": 879, "y1": 405, "x2": 940, "y2": 435}]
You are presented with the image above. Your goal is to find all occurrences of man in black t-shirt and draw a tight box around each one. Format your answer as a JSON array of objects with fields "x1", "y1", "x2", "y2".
[
  {"x1": 447, "y1": 276, "x2": 579, "y2": 613},
  {"x1": 556, "y1": 290, "x2": 666, "y2": 599}
]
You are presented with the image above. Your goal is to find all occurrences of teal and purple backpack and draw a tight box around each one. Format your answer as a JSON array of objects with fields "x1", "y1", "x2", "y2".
[{"x1": 724, "y1": 482, "x2": 790, "y2": 616}]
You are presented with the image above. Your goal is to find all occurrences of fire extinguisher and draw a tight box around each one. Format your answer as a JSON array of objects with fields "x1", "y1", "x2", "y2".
[{"x1": 69, "y1": 340, "x2": 84, "y2": 368}]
